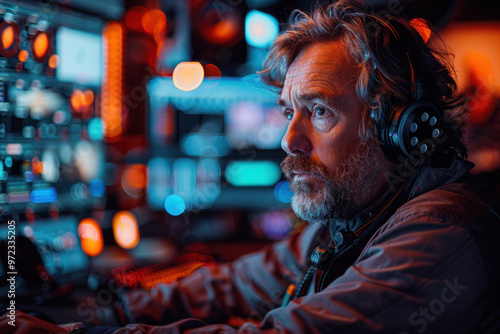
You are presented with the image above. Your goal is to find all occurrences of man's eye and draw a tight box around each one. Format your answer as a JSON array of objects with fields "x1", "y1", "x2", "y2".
[
  {"x1": 313, "y1": 107, "x2": 329, "y2": 118},
  {"x1": 284, "y1": 111, "x2": 293, "y2": 120}
]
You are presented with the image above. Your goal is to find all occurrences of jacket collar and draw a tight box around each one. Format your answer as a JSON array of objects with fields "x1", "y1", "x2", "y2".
[
  {"x1": 329, "y1": 158, "x2": 474, "y2": 241},
  {"x1": 409, "y1": 158, "x2": 474, "y2": 199}
]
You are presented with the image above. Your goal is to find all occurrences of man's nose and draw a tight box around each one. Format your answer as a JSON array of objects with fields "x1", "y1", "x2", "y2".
[{"x1": 281, "y1": 114, "x2": 312, "y2": 156}]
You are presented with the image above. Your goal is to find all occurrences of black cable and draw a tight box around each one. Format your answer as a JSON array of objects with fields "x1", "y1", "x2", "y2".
[{"x1": 292, "y1": 265, "x2": 317, "y2": 300}]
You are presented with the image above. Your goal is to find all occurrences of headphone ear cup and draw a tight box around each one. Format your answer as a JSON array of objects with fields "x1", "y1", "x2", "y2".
[
  {"x1": 382, "y1": 100, "x2": 444, "y2": 162},
  {"x1": 379, "y1": 102, "x2": 404, "y2": 162}
]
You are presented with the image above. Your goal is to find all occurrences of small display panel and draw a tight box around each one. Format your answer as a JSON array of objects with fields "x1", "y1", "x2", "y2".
[{"x1": 56, "y1": 27, "x2": 103, "y2": 86}]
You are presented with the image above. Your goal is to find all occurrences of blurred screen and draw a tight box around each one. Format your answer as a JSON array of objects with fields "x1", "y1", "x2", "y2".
[
  {"x1": 146, "y1": 77, "x2": 288, "y2": 211},
  {"x1": 226, "y1": 101, "x2": 285, "y2": 150},
  {"x1": 56, "y1": 27, "x2": 103, "y2": 86}
]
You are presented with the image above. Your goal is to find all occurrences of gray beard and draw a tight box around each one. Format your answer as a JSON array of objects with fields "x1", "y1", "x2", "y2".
[{"x1": 283, "y1": 139, "x2": 388, "y2": 225}]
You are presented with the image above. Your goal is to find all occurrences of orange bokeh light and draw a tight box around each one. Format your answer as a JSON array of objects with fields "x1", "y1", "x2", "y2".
[
  {"x1": 125, "y1": 6, "x2": 147, "y2": 32},
  {"x1": 1, "y1": 25, "x2": 14, "y2": 50},
  {"x1": 0, "y1": 22, "x2": 20, "y2": 58},
  {"x1": 142, "y1": 9, "x2": 167, "y2": 35},
  {"x1": 121, "y1": 164, "x2": 147, "y2": 198},
  {"x1": 123, "y1": 164, "x2": 147, "y2": 189},
  {"x1": 48, "y1": 54, "x2": 59, "y2": 68},
  {"x1": 204, "y1": 64, "x2": 222, "y2": 77},
  {"x1": 70, "y1": 89, "x2": 84, "y2": 111},
  {"x1": 82, "y1": 89, "x2": 94, "y2": 107},
  {"x1": 33, "y1": 32, "x2": 49, "y2": 60},
  {"x1": 173, "y1": 62, "x2": 204, "y2": 91},
  {"x1": 31, "y1": 157, "x2": 43, "y2": 175},
  {"x1": 78, "y1": 218, "x2": 104, "y2": 257},
  {"x1": 112, "y1": 211, "x2": 140, "y2": 249},
  {"x1": 101, "y1": 22, "x2": 124, "y2": 142},
  {"x1": 18, "y1": 49, "x2": 28, "y2": 62},
  {"x1": 212, "y1": 20, "x2": 240, "y2": 42}
]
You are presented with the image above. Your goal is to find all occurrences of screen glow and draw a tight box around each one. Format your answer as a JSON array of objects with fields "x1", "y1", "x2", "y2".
[{"x1": 56, "y1": 27, "x2": 102, "y2": 85}]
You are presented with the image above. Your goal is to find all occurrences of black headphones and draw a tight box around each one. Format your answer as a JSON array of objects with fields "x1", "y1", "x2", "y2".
[{"x1": 375, "y1": 19, "x2": 445, "y2": 163}]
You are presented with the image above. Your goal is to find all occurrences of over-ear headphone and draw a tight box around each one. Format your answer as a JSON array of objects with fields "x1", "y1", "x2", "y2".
[{"x1": 375, "y1": 19, "x2": 445, "y2": 163}]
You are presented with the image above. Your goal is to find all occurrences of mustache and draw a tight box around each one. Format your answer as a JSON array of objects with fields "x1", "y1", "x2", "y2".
[{"x1": 281, "y1": 154, "x2": 329, "y2": 182}]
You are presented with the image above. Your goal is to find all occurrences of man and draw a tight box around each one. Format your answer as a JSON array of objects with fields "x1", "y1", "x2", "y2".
[{"x1": 2, "y1": 0, "x2": 500, "y2": 333}]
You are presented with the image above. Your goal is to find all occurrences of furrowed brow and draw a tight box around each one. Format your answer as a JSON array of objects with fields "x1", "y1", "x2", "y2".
[
  {"x1": 278, "y1": 98, "x2": 289, "y2": 108},
  {"x1": 278, "y1": 92, "x2": 336, "y2": 108},
  {"x1": 300, "y1": 92, "x2": 337, "y2": 106}
]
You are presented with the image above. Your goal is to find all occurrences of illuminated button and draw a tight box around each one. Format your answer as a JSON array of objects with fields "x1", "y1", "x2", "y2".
[
  {"x1": 429, "y1": 116, "x2": 437, "y2": 126},
  {"x1": 0, "y1": 22, "x2": 19, "y2": 57},
  {"x1": 420, "y1": 144, "x2": 428, "y2": 153},
  {"x1": 410, "y1": 137, "x2": 418, "y2": 146},
  {"x1": 432, "y1": 128, "x2": 441, "y2": 138},
  {"x1": 1, "y1": 25, "x2": 14, "y2": 49},
  {"x1": 421, "y1": 112, "x2": 429, "y2": 122},
  {"x1": 33, "y1": 32, "x2": 49, "y2": 61},
  {"x1": 410, "y1": 123, "x2": 418, "y2": 132},
  {"x1": 48, "y1": 54, "x2": 59, "y2": 68},
  {"x1": 18, "y1": 49, "x2": 28, "y2": 62}
]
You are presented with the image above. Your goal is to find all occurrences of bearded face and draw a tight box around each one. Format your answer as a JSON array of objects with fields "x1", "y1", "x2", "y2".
[
  {"x1": 278, "y1": 40, "x2": 394, "y2": 225},
  {"x1": 281, "y1": 137, "x2": 389, "y2": 224}
]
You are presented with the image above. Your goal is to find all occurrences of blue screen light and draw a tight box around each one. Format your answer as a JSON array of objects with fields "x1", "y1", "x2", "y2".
[
  {"x1": 274, "y1": 180, "x2": 293, "y2": 203},
  {"x1": 225, "y1": 161, "x2": 282, "y2": 187},
  {"x1": 245, "y1": 10, "x2": 279, "y2": 49},
  {"x1": 164, "y1": 194, "x2": 186, "y2": 216},
  {"x1": 31, "y1": 188, "x2": 57, "y2": 204},
  {"x1": 88, "y1": 118, "x2": 103, "y2": 141},
  {"x1": 89, "y1": 178, "x2": 105, "y2": 197}
]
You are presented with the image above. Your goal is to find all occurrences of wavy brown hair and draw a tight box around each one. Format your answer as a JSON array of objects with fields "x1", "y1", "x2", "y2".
[{"x1": 260, "y1": 0, "x2": 467, "y2": 158}]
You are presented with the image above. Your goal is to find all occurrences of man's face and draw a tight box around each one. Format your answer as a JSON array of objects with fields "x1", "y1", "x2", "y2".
[{"x1": 279, "y1": 39, "x2": 393, "y2": 224}]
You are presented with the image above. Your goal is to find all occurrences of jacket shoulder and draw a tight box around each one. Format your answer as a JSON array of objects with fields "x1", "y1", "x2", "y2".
[{"x1": 389, "y1": 180, "x2": 500, "y2": 229}]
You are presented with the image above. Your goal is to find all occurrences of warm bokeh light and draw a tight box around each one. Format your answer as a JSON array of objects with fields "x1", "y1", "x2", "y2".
[
  {"x1": 101, "y1": 22, "x2": 124, "y2": 142},
  {"x1": 121, "y1": 164, "x2": 147, "y2": 198},
  {"x1": 464, "y1": 52, "x2": 495, "y2": 124},
  {"x1": 125, "y1": 6, "x2": 147, "y2": 32},
  {"x1": 1, "y1": 25, "x2": 14, "y2": 50},
  {"x1": 31, "y1": 157, "x2": 43, "y2": 175},
  {"x1": 204, "y1": 64, "x2": 222, "y2": 77},
  {"x1": 112, "y1": 211, "x2": 140, "y2": 249},
  {"x1": 48, "y1": 54, "x2": 59, "y2": 68},
  {"x1": 173, "y1": 62, "x2": 204, "y2": 91},
  {"x1": 410, "y1": 18, "x2": 432, "y2": 44},
  {"x1": 70, "y1": 89, "x2": 84, "y2": 111},
  {"x1": 82, "y1": 89, "x2": 94, "y2": 107},
  {"x1": 70, "y1": 89, "x2": 94, "y2": 119},
  {"x1": 78, "y1": 218, "x2": 104, "y2": 257},
  {"x1": 33, "y1": 32, "x2": 50, "y2": 60},
  {"x1": 197, "y1": 6, "x2": 242, "y2": 45},
  {"x1": 142, "y1": 9, "x2": 167, "y2": 35},
  {"x1": 0, "y1": 22, "x2": 20, "y2": 58},
  {"x1": 440, "y1": 23, "x2": 500, "y2": 104},
  {"x1": 211, "y1": 20, "x2": 240, "y2": 43},
  {"x1": 18, "y1": 49, "x2": 28, "y2": 62}
]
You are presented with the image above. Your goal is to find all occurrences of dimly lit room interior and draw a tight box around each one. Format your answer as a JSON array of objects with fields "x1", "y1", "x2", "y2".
[{"x1": 1, "y1": 0, "x2": 500, "y2": 332}]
